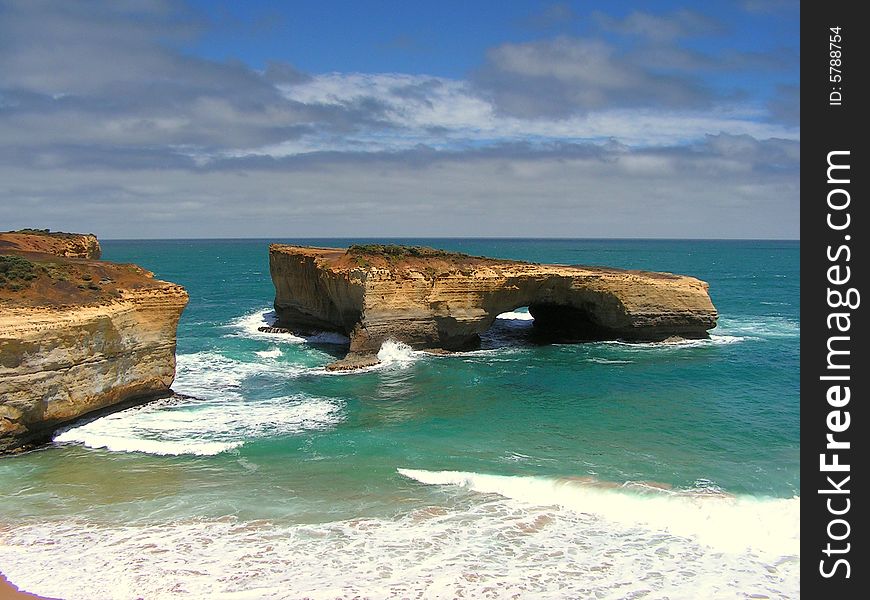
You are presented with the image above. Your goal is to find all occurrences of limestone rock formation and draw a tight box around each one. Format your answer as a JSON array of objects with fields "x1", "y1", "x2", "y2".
[
  {"x1": 0, "y1": 229, "x2": 101, "y2": 259},
  {"x1": 269, "y1": 244, "x2": 718, "y2": 370},
  {"x1": 1, "y1": 231, "x2": 187, "y2": 453}
]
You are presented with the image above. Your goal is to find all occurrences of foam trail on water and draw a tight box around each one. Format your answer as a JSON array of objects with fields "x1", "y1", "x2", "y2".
[
  {"x1": 173, "y1": 351, "x2": 284, "y2": 399},
  {"x1": 601, "y1": 335, "x2": 745, "y2": 350},
  {"x1": 587, "y1": 357, "x2": 634, "y2": 364},
  {"x1": 226, "y1": 308, "x2": 349, "y2": 345},
  {"x1": 53, "y1": 351, "x2": 345, "y2": 456},
  {"x1": 714, "y1": 315, "x2": 800, "y2": 339},
  {"x1": 255, "y1": 347, "x2": 282, "y2": 359},
  {"x1": 397, "y1": 469, "x2": 799, "y2": 557},
  {"x1": 227, "y1": 309, "x2": 304, "y2": 343},
  {"x1": 54, "y1": 393, "x2": 343, "y2": 456},
  {"x1": 52, "y1": 430, "x2": 242, "y2": 456}
]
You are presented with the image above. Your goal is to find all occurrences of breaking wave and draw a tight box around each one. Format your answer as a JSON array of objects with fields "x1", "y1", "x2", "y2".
[
  {"x1": 377, "y1": 339, "x2": 418, "y2": 366},
  {"x1": 226, "y1": 308, "x2": 350, "y2": 345},
  {"x1": 54, "y1": 393, "x2": 343, "y2": 456},
  {"x1": 53, "y1": 351, "x2": 344, "y2": 456},
  {"x1": 397, "y1": 469, "x2": 799, "y2": 557},
  {"x1": 0, "y1": 484, "x2": 800, "y2": 600}
]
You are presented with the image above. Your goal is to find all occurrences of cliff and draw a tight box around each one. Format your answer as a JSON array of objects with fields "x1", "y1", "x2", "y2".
[
  {"x1": 0, "y1": 231, "x2": 188, "y2": 453},
  {"x1": 269, "y1": 244, "x2": 718, "y2": 370},
  {"x1": 0, "y1": 229, "x2": 101, "y2": 259}
]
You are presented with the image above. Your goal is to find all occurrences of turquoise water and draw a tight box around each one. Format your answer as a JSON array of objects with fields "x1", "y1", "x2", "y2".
[{"x1": 0, "y1": 239, "x2": 800, "y2": 599}]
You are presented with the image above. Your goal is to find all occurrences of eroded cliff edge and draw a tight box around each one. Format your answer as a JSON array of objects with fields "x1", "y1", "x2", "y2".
[
  {"x1": 1, "y1": 230, "x2": 188, "y2": 453},
  {"x1": 269, "y1": 244, "x2": 718, "y2": 370}
]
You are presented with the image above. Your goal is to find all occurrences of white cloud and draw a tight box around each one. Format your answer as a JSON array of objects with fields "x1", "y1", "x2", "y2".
[
  {"x1": 227, "y1": 72, "x2": 801, "y2": 158},
  {"x1": 0, "y1": 1, "x2": 799, "y2": 239},
  {"x1": 0, "y1": 135, "x2": 799, "y2": 239}
]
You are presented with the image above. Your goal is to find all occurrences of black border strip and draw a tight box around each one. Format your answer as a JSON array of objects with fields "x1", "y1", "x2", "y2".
[{"x1": 802, "y1": 2, "x2": 867, "y2": 595}]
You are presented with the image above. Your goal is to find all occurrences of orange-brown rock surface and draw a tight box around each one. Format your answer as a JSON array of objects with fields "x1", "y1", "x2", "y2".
[
  {"x1": 0, "y1": 229, "x2": 101, "y2": 259},
  {"x1": 1, "y1": 230, "x2": 188, "y2": 453},
  {"x1": 269, "y1": 244, "x2": 718, "y2": 370}
]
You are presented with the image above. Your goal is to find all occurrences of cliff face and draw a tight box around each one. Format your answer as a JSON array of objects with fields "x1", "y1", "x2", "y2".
[
  {"x1": 0, "y1": 230, "x2": 101, "y2": 259},
  {"x1": 269, "y1": 245, "x2": 718, "y2": 369},
  {"x1": 0, "y1": 231, "x2": 187, "y2": 453}
]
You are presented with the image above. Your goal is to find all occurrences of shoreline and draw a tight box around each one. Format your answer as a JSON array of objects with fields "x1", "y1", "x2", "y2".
[{"x1": 0, "y1": 573, "x2": 55, "y2": 600}]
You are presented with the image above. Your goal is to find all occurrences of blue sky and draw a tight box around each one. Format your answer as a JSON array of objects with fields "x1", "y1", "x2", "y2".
[{"x1": 0, "y1": 0, "x2": 799, "y2": 238}]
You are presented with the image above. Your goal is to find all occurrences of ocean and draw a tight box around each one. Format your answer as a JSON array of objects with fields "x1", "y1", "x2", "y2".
[{"x1": 0, "y1": 239, "x2": 800, "y2": 599}]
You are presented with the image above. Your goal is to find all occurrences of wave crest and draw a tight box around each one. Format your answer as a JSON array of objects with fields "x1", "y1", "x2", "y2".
[
  {"x1": 226, "y1": 308, "x2": 349, "y2": 345},
  {"x1": 397, "y1": 468, "x2": 799, "y2": 556}
]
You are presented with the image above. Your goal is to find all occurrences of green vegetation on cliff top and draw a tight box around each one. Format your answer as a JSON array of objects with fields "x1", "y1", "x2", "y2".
[
  {"x1": 8, "y1": 228, "x2": 96, "y2": 238},
  {"x1": 0, "y1": 255, "x2": 37, "y2": 290},
  {"x1": 347, "y1": 244, "x2": 469, "y2": 259}
]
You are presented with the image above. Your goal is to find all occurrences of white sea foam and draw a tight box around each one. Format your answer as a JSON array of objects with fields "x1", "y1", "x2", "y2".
[
  {"x1": 173, "y1": 351, "x2": 285, "y2": 399},
  {"x1": 0, "y1": 491, "x2": 800, "y2": 600},
  {"x1": 255, "y1": 347, "x2": 282, "y2": 359},
  {"x1": 54, "y1": 393, "x2": 343, "y2": 456},
  {"x1": 457, "y1": 342, "x2": 529, "y2": 359},
  {"x1": 587, "y1": 357, "x2": 634, "y2": 364},
  {"x1": 599, "y1": 333, "x2": 747, "y2": 351},
  {"x1": 54, "y1": 350, "x2": 343, "y2": 456},
  {"x1": 52, "y1": 430, "x2": 242, "y2": 456},
  {"x1": 227, "y1": 309, "x2": 303, "y2": 342},
  {"x1": 496, "y1": 310, "x2": 535, "y2": 321},
  {"x1": 377, "y1": 339, "x2": 419, "y2": 366},
  {"x1": 397, "y1": 469, "x2": 800, "y2": 557},
  {"x1": 714, "y1": 315, "x2": 800, "y2": 339},
  {"x1": 226, "y1": 308, "x2": 350, "y2": 345}
]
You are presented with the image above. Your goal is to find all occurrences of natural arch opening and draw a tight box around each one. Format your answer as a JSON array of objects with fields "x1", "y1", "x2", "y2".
[
  {"x1": 527, "y1": 302, "x2": 616, "y2": 342},
  {"x1": 481, "y1": 301, "x2": 616, "y2": 349}
]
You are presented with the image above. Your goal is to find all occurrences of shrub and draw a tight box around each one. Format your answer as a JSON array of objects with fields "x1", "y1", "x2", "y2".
[
  {"x1": 0, "y1": 255, "x2": 37, "y2": 289},
  {"x1": 347, "y1": 244, "x2": 468, "y2": 260}
]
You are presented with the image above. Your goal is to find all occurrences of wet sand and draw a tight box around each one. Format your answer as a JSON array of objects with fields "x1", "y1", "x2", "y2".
[{"x1": 0, "y1": 573, "x2": 56, "y2": 600}]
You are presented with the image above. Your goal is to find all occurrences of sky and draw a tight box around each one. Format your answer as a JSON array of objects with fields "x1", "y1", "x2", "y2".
[{"x1": 0, "y1": 0, "x2": 800, "y2": 239}]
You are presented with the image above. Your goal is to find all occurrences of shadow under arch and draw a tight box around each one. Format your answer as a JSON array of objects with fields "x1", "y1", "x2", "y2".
[{"x1": 476, "y1": 296, "x2": 626, "y2": 351}]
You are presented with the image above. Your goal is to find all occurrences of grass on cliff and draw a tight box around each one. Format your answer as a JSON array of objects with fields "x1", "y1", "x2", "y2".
[
  {"x1": 8, "y1": 228, "x2": 95, "y2": 239},
  {"x1": 0, "y1": 254, "x2": 127, "y2": 301},
  {"x1": 342, "y1": 244, "x2": 502, "y2": 279},
  {"x1": 0, "y1": 255, "x2": 37, "y2": 290},
  {"x1": 347, "y1": 244, "x2": 468, "y2": 263}
]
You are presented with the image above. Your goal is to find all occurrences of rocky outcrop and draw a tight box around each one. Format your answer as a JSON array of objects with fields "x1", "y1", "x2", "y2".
[
  {"x1": 0, "y1": 230, "x2": 101, "y2": 259},
  {"x1": 269, "y1": 245, "x2": 718, "y2": 369},
  {"x1": 1, "y1": 231, "x2": 187, "y2": 453}
]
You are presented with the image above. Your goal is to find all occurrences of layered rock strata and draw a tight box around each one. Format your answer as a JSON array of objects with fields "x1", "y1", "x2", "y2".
[
  {"x1": 0, "y1": 229, "x2": 101, "y2": 259},
  {"x1": 269, "y1": 245, "x2": 718, "y2": 370},
  {"x1": 1, "y1": 231, "x2": 187, "y2": 453}
]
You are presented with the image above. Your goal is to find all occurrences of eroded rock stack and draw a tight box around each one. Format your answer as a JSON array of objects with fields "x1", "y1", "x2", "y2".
[{"x1": 268, "y1": 244, "x2": 718, "y2": 370}]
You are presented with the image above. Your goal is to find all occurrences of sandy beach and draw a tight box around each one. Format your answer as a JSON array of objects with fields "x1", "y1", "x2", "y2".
[{"x1": 0, "y1": 573, "x2": 54, "y2": 600}]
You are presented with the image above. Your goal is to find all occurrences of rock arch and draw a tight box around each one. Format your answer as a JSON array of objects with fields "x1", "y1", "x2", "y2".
[{"x1": 268, "y1": 245, "x2": 718, "y2": 369}]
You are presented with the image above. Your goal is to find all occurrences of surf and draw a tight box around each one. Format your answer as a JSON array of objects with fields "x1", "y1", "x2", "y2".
[
  {"x1": 397, "y1": 468, "x2": 799, "y2": 557},
  {"x1": 54, "y1": 391, "x2": 344, "y2": 456}
]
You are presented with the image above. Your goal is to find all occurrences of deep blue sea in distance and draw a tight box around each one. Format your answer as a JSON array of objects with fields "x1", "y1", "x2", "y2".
[{"x1": 0, "y1": 238, "x2": 800, "y2": 599}]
